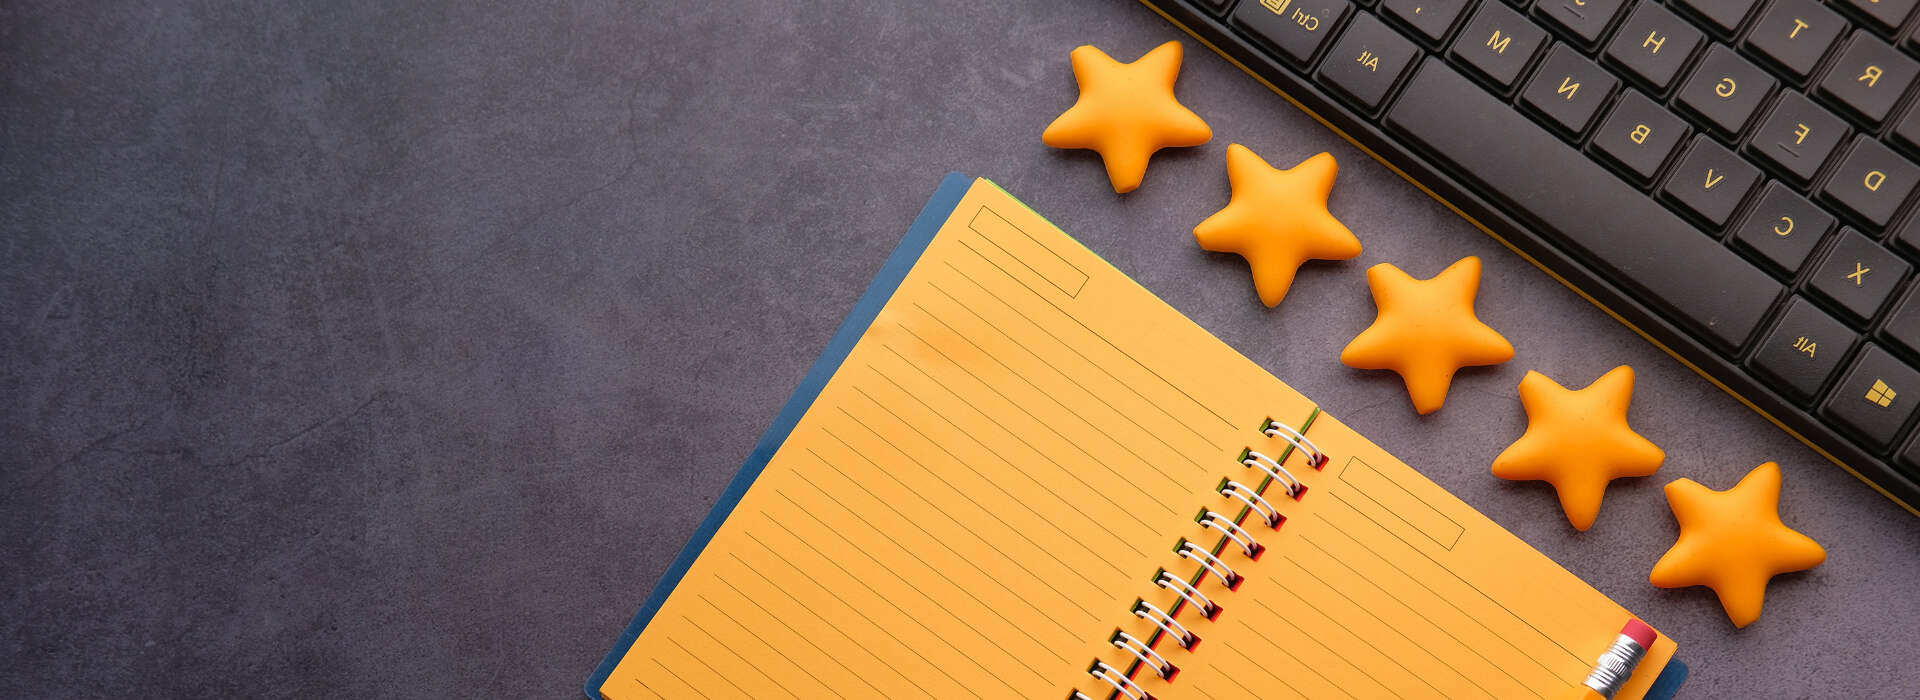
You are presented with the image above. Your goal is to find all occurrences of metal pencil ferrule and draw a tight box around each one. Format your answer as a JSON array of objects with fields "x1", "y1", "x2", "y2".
[{"x1": 1580, "y1": 632, "x2": 1648, "y2": 699}]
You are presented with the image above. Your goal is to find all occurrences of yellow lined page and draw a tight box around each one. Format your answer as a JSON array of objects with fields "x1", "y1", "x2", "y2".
[
  {"x1": 603, "y1": 178, "x2": 1676, "y2": 700},
  {"x1": 600, "y1": 179, "x2": 1270, "y2": 698}
]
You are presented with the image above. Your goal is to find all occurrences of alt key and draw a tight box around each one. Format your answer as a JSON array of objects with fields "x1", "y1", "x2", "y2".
[
  {"x1": 1317, "y1": 14, "x2": 1421, "y2": 112},
  {"x1": 1749, "y1": 296, "x2": 1857, "y2": 404},
  {"x1": 1819, "y1": 344, "x2": 1920, "y2": 452}
]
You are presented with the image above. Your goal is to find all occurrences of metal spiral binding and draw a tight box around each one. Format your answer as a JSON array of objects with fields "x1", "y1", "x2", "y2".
[
  {"x1": 1175, "y1": 541, "x2": 1240, "y2": 588},
  {"x1": 1131, "y1": 600, "x2": 1195, "y2": 649},
  {"x1": 1112, "y1": 631, "x2": 1176, "y2": 679},
  {"x1": 1066, "y1": 415, "x2": 1321, "y2": 700},
  {"x1": 1154, "y1": 570, "x2": 1216, "y2": 617},
  {"x1": 1218, "y1": 479, "x2": 1281, "y2": 527},
  {"x1": 1242, "y1": 450, "x2": 1303, "y2": 497},
  {"x1": 1085, "y1": 660, "x2": 1150, "y2": 700},
  {"x1": 1264, "y1": 421, "x2": 1327, "y2": 467},
  {"x1": 1197, "y1": 510, "x2": 1262, "y2": 557}
]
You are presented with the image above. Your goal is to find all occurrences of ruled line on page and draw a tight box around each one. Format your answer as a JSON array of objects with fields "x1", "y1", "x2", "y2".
[
  {"x1": 890, "y1": 325, "x2": 1182, "y2": 511},
  {"x1": 711, "y1": 568, "x2": 905, "y2": 697},
  {"x1": 845, "y1": 371, "x2": 1151, "y2": 559},
  {"x1": 1293, "y1": 532, "x2": 1563, "y2": 692},
  {"x1": 911, "y1": 288, "x2": 1209, "y2": 474},
  {"x1": 1322, "y1": 491, "x2": 1588, "y2": 666},
  {"x1": 945, "y1": 242, "x2": 1235, "y2": 431},
  {"x1": 873, "y1": 347, "x2": 1169, "y2": 534},
  {"x1": 739, "y1": 526, "x2": 991, "y2": 697}
]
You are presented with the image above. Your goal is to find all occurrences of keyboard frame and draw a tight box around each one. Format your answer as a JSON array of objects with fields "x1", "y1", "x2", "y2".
[{"x1": 1137, "y1": 0, "x2": 1920, "y2": 514}]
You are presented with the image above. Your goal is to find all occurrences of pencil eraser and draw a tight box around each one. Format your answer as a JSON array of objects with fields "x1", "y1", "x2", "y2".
[{"x1": 1620, "y1": 619, "x2": 1657, "y2": 649}]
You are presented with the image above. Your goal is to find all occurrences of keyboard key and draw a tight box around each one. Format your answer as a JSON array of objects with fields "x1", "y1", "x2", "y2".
[
  {"x1": 1732, "y1": 182, "x2": 1837, "y2": 275},
  {"x1": 1893, "y1": 211, "x2": 1920, "y2": 257},
  {"x1": 1881, "y1": 285, "x2": 1920, "y2": 360},
  {"x1": 1809, "y1": 227, "x2": 1911, "y2": 323},
  {"x1": 1820, "y1": 343, "x2": 1920, "y2": 451},
  {"x1": 1676, "y1": 45, "x2": 1778, "y2": 137},
  {"x1": 1820, "y1": 135, "x2": 1920, "y2": 228},
  {"x1": 1450, "y1": 2, "x2": 1549, "y2": 89},
  {"x1": 1317, "y1": 13, "x2": 1422, "y2": 111},
  {"x1": 1662, "y1": 135, "x2": 1762, "y2": 227},
  {"x1": 1383, "y1": 0, "x2": 1472, "y2": 44},
  {"x1": 1603, "y1": 3, "x2": 1706, "y2": 93},
  {"x1": 1673, "y1": 0, "x2": 1763, "y2": 37},
  {"x1": 1833, "y1": 0, "x2": 1917, "y2": 35},
  {"x1": 1591, "y1": 90, "x2": 1690, "y2": 183},
  {"x1": 1750, "y1": 296, "x2": 1859, "y2": 403},
  {"x1": 1533, "y1": 0, "x2": 1628, "y2": 47},
  {"x1": 1896, "y1": 429, "x2": 1920, "y2": 477},
  {"x1": 1742, "y1": 0, "x2": 1846, "y2": 81},
  {"x1": 1386, "y1": 58, "x2": 1783, "y2": 352},
  {"x1": 1743, "y1": 91, "x2": 1848, "y2": 186},
  {"x1": 1891, "y1": 100, "x2": 1920, "y2": 157},
  {"x1": 1520, "y1": 43, "x2": 1620, "y2": 136},
  {"x1": 1816, "y1": 33, "x2": 1919, "y2": 125},
  {"x1": 1235, "y1": 0, "x2": 1355, "y2": 68}
]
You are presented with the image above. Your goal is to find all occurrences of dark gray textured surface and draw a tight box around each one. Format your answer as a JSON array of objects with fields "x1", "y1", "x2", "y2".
[{"x1": 5, "y1": 1, "x2": 1917, "y2": 697}]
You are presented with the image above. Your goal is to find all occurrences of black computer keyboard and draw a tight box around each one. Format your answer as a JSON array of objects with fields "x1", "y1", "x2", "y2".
[{"x1": 1140, "y1": 0, "x2": 1920, "y2": 511}]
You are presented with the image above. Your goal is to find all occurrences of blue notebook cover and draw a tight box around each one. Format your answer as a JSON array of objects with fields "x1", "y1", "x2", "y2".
[{"x1": 583, "y1": 172, "x2": 1690, "y2": 699}]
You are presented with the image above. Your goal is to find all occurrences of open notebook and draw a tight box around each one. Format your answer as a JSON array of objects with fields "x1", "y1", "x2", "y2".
[{"x1": 587, "y1": 174, "x2": 1689, "y2": 699}]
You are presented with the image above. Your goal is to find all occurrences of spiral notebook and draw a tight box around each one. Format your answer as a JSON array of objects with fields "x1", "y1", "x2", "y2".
[{"x1": 587, "y1": 173, "x2": 1690, "y2": 700}]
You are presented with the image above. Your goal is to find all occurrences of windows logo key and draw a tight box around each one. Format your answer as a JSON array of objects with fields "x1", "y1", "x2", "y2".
[{"x1": 1866, "y1": 379, "x2": 1899, "y2": 409}]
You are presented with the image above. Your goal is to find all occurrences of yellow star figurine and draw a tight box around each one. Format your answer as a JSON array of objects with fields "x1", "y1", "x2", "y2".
[
  {"x1": 1340, "y1": 257, "x2": 1514, "y2": 414},
  {"x1": 1193, "y1": 145, "x2": 1362, "y2": 307},
  {"x1": 1650, "y1": 462, "x2": 1826, "y2": 628},
  {"x1": 1042, "y1": 41, "x2": 1211, "y2": 193},
  {"x1": 1490, "y1": 366, "x2": 1665, "y2": 531}
]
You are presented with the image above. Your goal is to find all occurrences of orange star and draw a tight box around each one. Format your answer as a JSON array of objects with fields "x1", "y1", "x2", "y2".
[
  {"x1": 1340, "y1": 257, "x2": 1514, "y2": 414},
  {"x1": 1193, "y1": 145, "x2": 1361, "y2": 307},
  {"x1": 1491, "y1": 366, "x2": 1665, "y2": 530},
  {"x1": 1650, "y1": 462, "x2": 1826, "y2": 628},
  {"x1": 1042, "y1": 41, "x2": 1211, "y2": 193}
]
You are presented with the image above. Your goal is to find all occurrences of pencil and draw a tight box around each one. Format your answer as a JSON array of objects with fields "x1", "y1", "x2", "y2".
[{"x1": 1566, "y1": 620, "x2": 1657, "y2": 700}]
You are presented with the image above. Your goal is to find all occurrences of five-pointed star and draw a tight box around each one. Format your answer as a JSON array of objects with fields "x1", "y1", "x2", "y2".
[
  {"x1": 1650, "y1": 462, "x2": 1826, "y2": 628},
  {"x1": 1340, "y1": 257, "x2": 1514, "y2": 415},
  {"x1": 1193, "y1": 145, "x2": 1361, "y2": 307},
  {"x1": 1042, "y1": 41, "x2": 1211, "y2": 194},
  {"x1": 1491, "y1": 366, "x2": 1665, "y2": 531}
]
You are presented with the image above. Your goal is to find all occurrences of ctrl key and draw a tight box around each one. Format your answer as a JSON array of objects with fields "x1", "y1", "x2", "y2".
[
  {"x1": 1236, "y1": 0, "x2": 1354, "y2": 69},
  {"x1": 1819, "y1": 344, "x2": 1920, "y2": 452}
]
